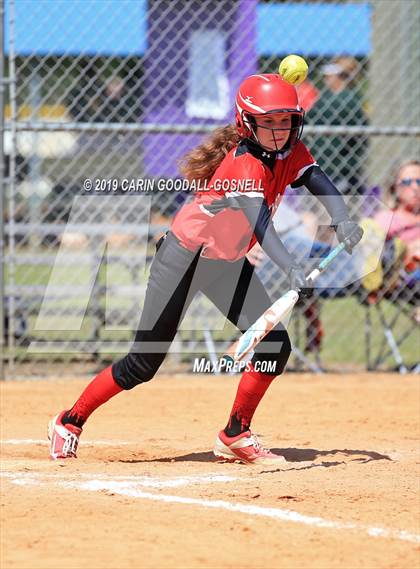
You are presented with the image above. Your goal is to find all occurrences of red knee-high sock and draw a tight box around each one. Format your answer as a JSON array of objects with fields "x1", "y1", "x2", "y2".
[
  {"x1": 63, "y1": 366, "x2": 123, "y2": 428},
  {"x1": 224, "y1": 363, "x2": 277, "y2": 437}
]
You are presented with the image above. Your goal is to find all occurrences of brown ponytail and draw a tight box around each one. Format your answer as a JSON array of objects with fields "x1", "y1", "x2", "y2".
[{"x1": 179, "y1": 124, "x2": 241, "y2": 185}]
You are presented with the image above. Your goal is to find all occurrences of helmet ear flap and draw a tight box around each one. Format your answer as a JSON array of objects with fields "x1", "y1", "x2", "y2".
[
  {"x1": 242, "y1": 112, "x2": 256, "y2": 139},
  {"x1": 235, "y1": 109, "x2": 254, "y2": 138},
  {"x1": 235, "y1": 109, "x2": 246, "y2": 137}
]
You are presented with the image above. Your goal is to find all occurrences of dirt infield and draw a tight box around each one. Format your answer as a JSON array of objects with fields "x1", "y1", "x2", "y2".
[{"x1": 1, "y1": 372, "x2": 419, "y2": 569}]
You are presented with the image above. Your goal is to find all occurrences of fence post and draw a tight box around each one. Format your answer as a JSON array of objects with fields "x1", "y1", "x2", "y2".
[
  {"x1": 7, "y1": 0, "x2": 16, "y2": 378},
  {"x1": 0, "y1": 0, "x2": 5, "y2": 379}
]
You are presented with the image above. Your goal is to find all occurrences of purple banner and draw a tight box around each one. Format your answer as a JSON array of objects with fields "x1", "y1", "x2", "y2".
[{"x1": 143, "y1": 0, "x2": 257, "y2": 178}]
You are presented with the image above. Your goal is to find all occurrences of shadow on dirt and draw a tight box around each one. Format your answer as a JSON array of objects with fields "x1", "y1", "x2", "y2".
[
  {"x1": 272, "y1": 447, "x2": 392, "y2": 463},
  {"x1": 117, "y1": 452, "x2": 216, "y2": 464},
  {"x1": 256, "y1": 447, "x2": 393, "y2": 473},
  {"x1": 116, "y1": 448, "x2": 391, "y2": 465}
]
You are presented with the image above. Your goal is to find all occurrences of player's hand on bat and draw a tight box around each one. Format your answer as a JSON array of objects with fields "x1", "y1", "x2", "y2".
[
  {"x1": 335, "y1": 220, "x2": 364, "y2": 253},
  {"x1": 288, "y1": 266, "x2": 313, "y2": 297}
]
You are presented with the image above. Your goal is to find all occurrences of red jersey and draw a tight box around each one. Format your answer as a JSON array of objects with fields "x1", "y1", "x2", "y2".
[{"x1": 171, "y1": 140, "x2": 316, "y2": 261}]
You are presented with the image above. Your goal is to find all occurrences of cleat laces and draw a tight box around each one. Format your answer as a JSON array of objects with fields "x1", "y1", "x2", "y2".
[
  {"x1": 249, "y1": 433, "x2": 268, "y2": 453},
  {"x1": 61, "y1": 430, "x2": 79, "y2": 456}
]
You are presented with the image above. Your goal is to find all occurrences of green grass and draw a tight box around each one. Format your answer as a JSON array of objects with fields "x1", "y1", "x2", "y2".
[{"x1": 312, "y1": 297, "x2": 418, "y2": 369}]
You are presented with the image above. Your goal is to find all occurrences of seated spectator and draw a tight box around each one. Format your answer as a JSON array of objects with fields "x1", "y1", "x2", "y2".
[
  {"x1": 374, "y1": 159, "x2": 419, "y2": 273},
  {"x1": 370, "y1": 159, "x2": 419, "y2": 322}
]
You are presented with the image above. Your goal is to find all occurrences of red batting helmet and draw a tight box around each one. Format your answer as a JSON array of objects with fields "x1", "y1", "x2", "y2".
[{"x1": 235, "y1": 74, "x2": 305, "y2": 151}]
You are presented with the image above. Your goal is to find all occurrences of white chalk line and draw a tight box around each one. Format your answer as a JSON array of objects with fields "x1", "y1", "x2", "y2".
[
  {"x1": 1, "y1": 470, "x2": 419, "y2": 545},
  {"x1": 1, "y1": 470, "x2": 236, "y2": 489},
  {"x1": 1, "y1": 438, "x2": 132, "y2": 446}
]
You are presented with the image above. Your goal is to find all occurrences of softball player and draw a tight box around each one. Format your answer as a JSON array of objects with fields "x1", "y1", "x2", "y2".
[{"x1": 49, "y1": 74, "x2": 363, "y2": 464}]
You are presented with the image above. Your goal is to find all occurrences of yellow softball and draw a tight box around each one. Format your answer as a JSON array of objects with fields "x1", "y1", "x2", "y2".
[{"x1": 279, "y1": 55, "x2": 308, "y2": 86}]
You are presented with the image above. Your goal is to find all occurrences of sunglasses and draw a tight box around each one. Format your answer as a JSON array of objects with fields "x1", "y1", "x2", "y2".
[{"x1": 398, "y1": 178, "x2": 420, "y2": 186}]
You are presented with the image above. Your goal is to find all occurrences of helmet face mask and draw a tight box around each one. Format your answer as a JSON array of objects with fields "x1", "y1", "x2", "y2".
[
  {"x1": 235, "y1": 74, "x2": 305, "y2": 152},
  {"x1": 241, "y1": 109, "x2": 305, "y2": 152}
]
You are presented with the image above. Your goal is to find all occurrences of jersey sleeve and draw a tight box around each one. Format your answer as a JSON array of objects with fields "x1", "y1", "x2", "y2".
[{"x1": 288, "y1": 141, "x2": 317, "y2": 186}]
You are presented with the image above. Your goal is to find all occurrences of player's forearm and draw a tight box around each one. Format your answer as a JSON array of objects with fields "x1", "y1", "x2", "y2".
[
  {"x1": 241, "y1": 198, "x2": 296, "y2": 272},
  {"x1": 297, "y1": 165, "x2": 350, "y2": 224},
  {"x1": 257, "y1": 224, "x2": 297, "y2": 272}
]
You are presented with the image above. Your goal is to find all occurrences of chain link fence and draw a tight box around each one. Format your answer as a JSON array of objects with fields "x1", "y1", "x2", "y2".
[{"x1": 1, "y1": 0, "x2": 419, "y2": 378}]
